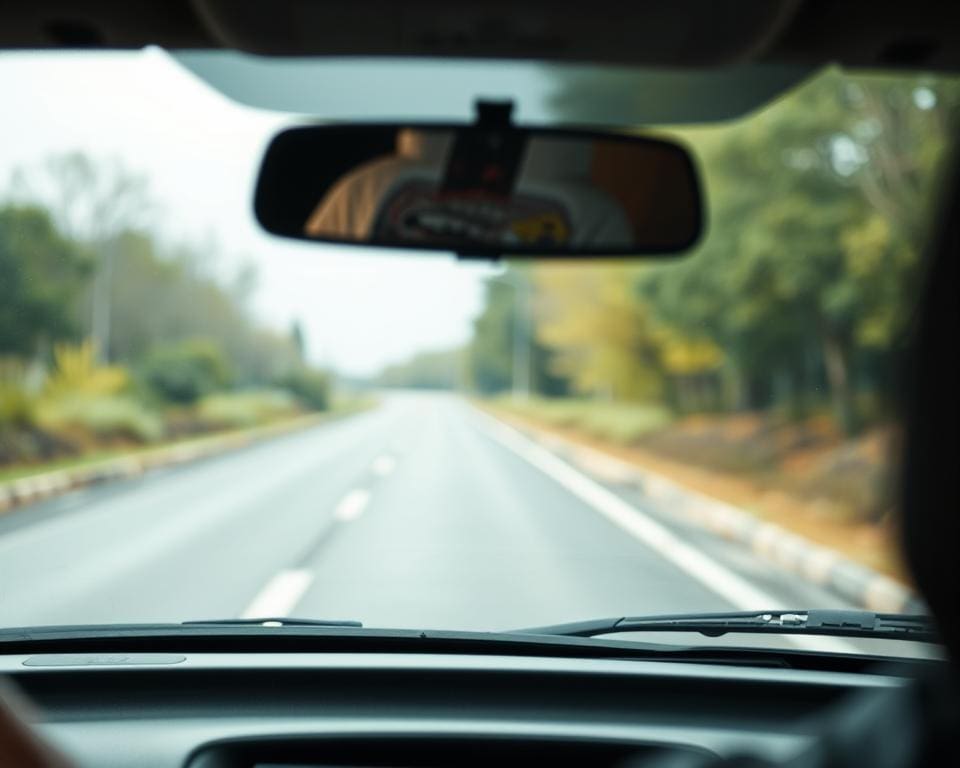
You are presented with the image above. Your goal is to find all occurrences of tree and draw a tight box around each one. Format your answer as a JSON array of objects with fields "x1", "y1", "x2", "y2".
[
  {"x1": 4, "y1": 155, "x2": 317, "y2": 415},
  {"x1": 0, "y1": 205, "x2": 90, "y2": 358},
  {"x1": 8, "y1": 152, "x2": 154, "y2": 361},
  {"x1": 100, "y1": 230, "x2": 300, "y2": 386},
  {"x1": 660, "y1": 70, "x2": 957, "y2": 431},
  {"x1": 290, "y1": 321, "x2": 307, "y2": 363},
  {"x1": 533, "y1": 263, "x2": 663, "y2": 401},
  {"x1": 461, "y1": 67, "x2": 960, "y2": 434},
  {"x1": 378, "y1": 348, "x2": 464, "y2": 390},
  {"x1": 468, "y1": 269, "x2": 569, "y2": 397}
]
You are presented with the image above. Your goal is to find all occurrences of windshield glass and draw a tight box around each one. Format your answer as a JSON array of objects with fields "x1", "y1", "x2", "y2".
[{"x1": 0, "y1": 51, "x2": 955, "y2": 657}]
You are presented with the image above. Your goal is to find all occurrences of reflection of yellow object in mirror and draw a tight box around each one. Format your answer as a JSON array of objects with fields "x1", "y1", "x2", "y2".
[{"x1": 510, "y1": 213, "x2": 570, "y2": 245}]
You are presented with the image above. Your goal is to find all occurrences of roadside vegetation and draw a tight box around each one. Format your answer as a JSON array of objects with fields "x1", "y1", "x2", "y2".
[
  {"x1": 1, "y1": 154, "x2": 352, "y2": 478},
  {"x1": 381, "y1": 69, "x2": 960, "y2": 580}
]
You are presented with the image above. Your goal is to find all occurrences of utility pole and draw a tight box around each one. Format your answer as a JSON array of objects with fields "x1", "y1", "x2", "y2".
[
  {"x1": 491, "y1": 270, "x2": 532, "y2": 401},
  {"x1": 511, "y1": 270, "x2": 532, "y2": 402},
  {"x1": 90, "y1": 236, "x2": 117, "y2": 363}
]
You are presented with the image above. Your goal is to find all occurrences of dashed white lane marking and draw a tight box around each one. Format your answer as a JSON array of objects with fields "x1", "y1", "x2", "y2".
[
  {"x1": 371, "y1": 455, "x2": 396, "y2": 477},
  {"x1": 477, "y1": 414, "x2": 858, "y2": 654},
  {"x1": 241, "y1": 486, "x2": 373, "y2": 619},
  {"x1": 334, "y1": 488, "x2": 371, "y2": 521},
  {"x1": 240, "y1": 568, "x2": 313, "y2": 619}
]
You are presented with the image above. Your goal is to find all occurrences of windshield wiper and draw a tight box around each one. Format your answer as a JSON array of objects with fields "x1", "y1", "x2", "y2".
[
  {"x1": 183, "y1": 617, "x2": 363, "y2": 628},
  {"x1": 518, "y1": 610, "x2": 937, "y2": 643}
]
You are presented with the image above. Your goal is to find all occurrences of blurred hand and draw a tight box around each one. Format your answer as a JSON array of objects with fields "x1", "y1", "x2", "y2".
[{"x1": 0, "y1": 680, "x2": 73, "y2": 768}]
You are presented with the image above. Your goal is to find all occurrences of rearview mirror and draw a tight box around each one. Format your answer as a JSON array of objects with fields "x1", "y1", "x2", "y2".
[{"x1": 254, "y1": 108, "x2": 703, "y2": 258}]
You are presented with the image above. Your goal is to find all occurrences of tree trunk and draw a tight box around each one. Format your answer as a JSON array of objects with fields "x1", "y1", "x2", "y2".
[
  {"x1": 721, "y1": 361, "x2": 745, "y2": 412},
  {"x1": 822, "y1": 329, "x2": 858, "y2": 436}
]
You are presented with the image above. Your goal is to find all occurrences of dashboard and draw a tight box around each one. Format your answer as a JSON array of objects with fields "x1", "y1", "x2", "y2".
[{"x1": 0, "y1": 648, "x2": 924, "y2": 768}]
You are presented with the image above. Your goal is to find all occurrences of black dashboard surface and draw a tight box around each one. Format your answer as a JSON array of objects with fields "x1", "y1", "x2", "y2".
[{"x1": 0, "y1": 651, "x2": 919, "y2": 768}]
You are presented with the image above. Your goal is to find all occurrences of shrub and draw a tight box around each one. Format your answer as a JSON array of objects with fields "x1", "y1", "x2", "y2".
[
  {"x1": 495, "y1": 397, "x2": 672, "y2": 444},
  {"x1": 0, "y1": 382, "x2": 36, "y2": 431},
  {"x1": 39, "y1": 394, "x2": 164, "y2": 445},
  {"x1": 0, "y1": 360, "x2": 36, "y2": 431},
  {"x1": 45, "y1": 341, "x2": 128, "y2": 398},
  {"x1": 196, "y1": 389, "x2": 300, "y2": 430},
  {"x1": 2, "y1": 358, "x2": 113, "y2": 464},
  {"x1": 279, "y1": 368, "x2": 331, "y2": 411},
  {"x1": 577, "y1": 403, "x2": 673, "y2": 444},
  {"x1": 142, "y1": 339, "x2": 232, "y2": 405}
]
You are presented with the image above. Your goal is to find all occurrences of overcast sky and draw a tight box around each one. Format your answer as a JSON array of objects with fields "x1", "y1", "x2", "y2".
[{"x1": 0, "y1": 49, "x2": 563, "y2": 376}]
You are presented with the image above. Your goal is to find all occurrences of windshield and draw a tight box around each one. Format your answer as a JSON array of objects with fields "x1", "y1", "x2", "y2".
[{"x1": 0, "y1": 51, "x2": 956, "y2": 657}]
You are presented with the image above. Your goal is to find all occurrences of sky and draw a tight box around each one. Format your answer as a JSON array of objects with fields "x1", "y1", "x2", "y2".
[{"x1": 0, "y1": 49, "x2": 562, "y2": 376}]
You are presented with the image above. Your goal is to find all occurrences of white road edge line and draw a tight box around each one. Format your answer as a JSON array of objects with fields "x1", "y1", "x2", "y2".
[
  {"x1": 335, "y1": 488, "x2": 371, "y2": 522},
  {"x1": 476, "y1": 412, "x2": 858, "y2": 655},
  {"x1": 371, "y1": 455, "x2": 397, "y2": 477},
  {"x1": 240, "y1": 568, "x2": 313, "y2": 619}
]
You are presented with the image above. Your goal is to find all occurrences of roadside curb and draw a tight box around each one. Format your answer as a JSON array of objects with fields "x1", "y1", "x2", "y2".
[
  {"x1": 0, "y1": 407, "x2": 367, "y2": 515},
  {"x1": 501, "y1": 417, "x2": 923, "y2": 615}
]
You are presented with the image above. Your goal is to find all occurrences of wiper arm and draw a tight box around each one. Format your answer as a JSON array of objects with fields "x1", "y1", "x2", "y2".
[
  {"x1": 183, "y1": 617, "x2": 363, "y2": 628},
  {"x1": 518, "y1": 610, "x2": 937, "y2": 643}
]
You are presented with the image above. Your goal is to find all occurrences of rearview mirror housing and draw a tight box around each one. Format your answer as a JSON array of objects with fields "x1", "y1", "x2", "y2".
[{"x1": 254, "y1": 112, "x2": 704, "y2": 259}]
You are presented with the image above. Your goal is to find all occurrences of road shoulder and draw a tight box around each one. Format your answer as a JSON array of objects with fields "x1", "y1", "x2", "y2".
[{"x1": 477, "y1": 403, "x2": 921, "y2": 615}]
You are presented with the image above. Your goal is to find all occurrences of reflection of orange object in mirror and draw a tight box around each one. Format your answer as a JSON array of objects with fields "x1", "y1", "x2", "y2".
[
  {"x1": 590, "y1": 141, "x2": 699, "y2": 246},
  {"x1": 510, "y1": 213, "x2": 570, "y2": 245}
]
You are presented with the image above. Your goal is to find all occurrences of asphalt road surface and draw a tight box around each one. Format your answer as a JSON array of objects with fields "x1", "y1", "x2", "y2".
[{"x1": 0, "y1": 393, "x2": 923, "y2": 656}]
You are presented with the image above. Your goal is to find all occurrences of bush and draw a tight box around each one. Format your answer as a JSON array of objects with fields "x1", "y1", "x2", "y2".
[
  {"x1": 39, "y1": 394, "x2": 164, "y2": 445},
  {"x1": 639, "y1": 415, "x2": 780, "y2": 473},
  {"x1": 279, "y1": 368, "x2": 331, "y2": 411},
  {"x1": 142, "y1": 339, "x2": 232, "y2": 405},
  {"x1": 45, "y1": 341, "x2": 128, "y2": 398},
  {"x1": 196, "y1": 389, "x2": 300, "y2": 430},
  {"x1": 577, "y1": 403, "x2": 673, "y2": 444},
  {"x1": 0, "y1": 360, "x2": 36, "y2": 431},
  {"x1": 0, "y1": 382, "x2": 36, "y2": 431},
  {"x1": 0, "y1": 378, "x2": 62, "y2": 464},
  {"x1": 495, "y1": 397, "x2": 672, "y2": 444}
]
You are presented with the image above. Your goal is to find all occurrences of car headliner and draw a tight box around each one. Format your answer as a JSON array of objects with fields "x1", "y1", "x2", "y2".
[
  {"x1": 5, "y1": 1, "x2": 957, "y2": 125},
  {"x1": 3, "y1": 1, "x2": 959, "y2": 72}
]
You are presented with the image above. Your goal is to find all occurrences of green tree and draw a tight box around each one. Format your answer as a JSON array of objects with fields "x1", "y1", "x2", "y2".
[
  {"x1": 479, "y1": 67, "x2": 960, "y2": 434},
  {"x1": 468, "y1": 270, "x2": 569, "y2": 397},
  {"x1": 8, "y1": 153, "x2": 302, "y2": 388},
  {"x1": 101, "y1": 231, "x2": 300, "y2": 386},
  {"x1": 10, "y1": 152, "x2": 153, "y2": 361},
  {"x1": 533, "y1": 263, "x2": 664, "y2": 401},
  {"x1": 0, "y1": 205, "x2": 90, "y2": 357},
  {"x1": 626, "y1": 70, "x2": 960, "y2": 431},
  {"x1": 379, "y1": 348, "x2": 464, "y2": 390}
]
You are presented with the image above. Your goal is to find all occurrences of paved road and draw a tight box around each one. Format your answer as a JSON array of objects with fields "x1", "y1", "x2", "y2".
[{"x1": 0, "y1": 393, "x2": 912, "y2": 654}]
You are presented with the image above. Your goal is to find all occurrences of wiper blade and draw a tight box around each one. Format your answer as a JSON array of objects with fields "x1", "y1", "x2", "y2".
[
  {"x1": 518, "y1": 610, "x2": 938, "y2": 643},
  {"x1": 183, "y1": 617, "x2": 362, "y2": 628}
]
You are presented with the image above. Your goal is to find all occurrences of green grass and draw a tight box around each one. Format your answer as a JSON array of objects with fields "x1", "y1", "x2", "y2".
[{"x1": 491, "y1": 396, "x2": 672, "y2": 444}]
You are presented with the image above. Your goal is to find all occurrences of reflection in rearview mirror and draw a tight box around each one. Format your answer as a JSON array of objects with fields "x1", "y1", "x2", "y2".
[{"x1": 255, "y1": 124, "x2": 703, "y2": 257}]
